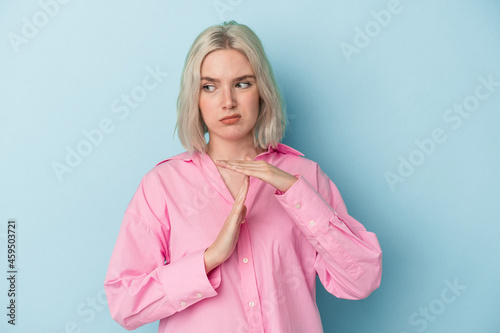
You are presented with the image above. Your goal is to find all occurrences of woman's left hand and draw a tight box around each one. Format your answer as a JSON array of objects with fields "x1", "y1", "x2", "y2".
[{"x1": 214, "y1": 157, "x2": 298, "y2": 193}]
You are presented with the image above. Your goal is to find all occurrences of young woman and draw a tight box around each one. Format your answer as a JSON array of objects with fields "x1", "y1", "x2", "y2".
[{"x1": 104, "y1": 21, "x2": 382, "y2": 333}]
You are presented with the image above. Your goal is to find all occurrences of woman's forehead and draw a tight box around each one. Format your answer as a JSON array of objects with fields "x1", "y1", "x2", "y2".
[{"x1": 201, "y1": 49, "x2": 254, "y2": 78}]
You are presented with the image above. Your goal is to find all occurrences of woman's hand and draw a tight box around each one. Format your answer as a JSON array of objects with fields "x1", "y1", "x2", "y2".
[
  {"x1": 214, "y1": 157, "x2": 298, "y2": 193},
  {"x1": 204, "y1": 175, "x2": 249, "y2": 274}
]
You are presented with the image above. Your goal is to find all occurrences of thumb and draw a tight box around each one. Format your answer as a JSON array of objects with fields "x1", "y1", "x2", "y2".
[{"x1": 245, "y1": 156, "x2": 253, "y2": 161}]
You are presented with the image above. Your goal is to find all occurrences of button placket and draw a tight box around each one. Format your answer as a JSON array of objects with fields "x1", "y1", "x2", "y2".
[{"x1": 237, "y1": 221, "x2": 263, "y2": 328}]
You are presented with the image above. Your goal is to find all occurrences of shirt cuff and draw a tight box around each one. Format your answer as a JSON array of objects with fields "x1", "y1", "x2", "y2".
[
  {"x1": 275, "y1": 175, "x2": 366, "y2": 281},
  {"x1": 157, "y1": 248, "x2": 221, "y2": 312},
  {"x1": 274, "y1": 174, "x2": 337, "y2": 236}
]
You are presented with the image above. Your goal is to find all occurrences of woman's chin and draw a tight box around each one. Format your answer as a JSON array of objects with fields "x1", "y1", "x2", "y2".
[{"x1": 210, "y1": 130, "x2": 254, "y2": 143}]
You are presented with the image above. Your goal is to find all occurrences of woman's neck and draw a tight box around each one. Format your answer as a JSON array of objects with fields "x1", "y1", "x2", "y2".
[{"x1": 205, "y1": 137, "x2": 266, "y2": 161}]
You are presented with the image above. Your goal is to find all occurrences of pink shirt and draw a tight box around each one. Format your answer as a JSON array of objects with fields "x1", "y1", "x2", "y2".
[{"x1": 104, "y1": 143, "x2": 382, "y2": 332}]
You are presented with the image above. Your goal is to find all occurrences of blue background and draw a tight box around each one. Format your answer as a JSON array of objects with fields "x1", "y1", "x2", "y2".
[{"x1": 1, "y1": 0, "x2": 499, "y2": 332}]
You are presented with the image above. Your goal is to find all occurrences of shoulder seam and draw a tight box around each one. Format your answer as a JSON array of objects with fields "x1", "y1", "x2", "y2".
[
  {"x1": 123, "y1": 211, "x2": 165, "y2": 243},
  {"x1": 156, "y1": 151, "x2": 193, "y2": 166}
]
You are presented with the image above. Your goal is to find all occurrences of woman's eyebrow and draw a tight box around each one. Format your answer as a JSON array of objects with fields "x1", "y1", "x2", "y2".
[
  {"x1": 200, "y1": 76, "x2": 218, "y2": 82},
  {"x1": 233, "y1": 74, "x2": 256, "y2": 81},
  {"x1": 200, "y1": 74, "x2": 256, "y2": 82}
]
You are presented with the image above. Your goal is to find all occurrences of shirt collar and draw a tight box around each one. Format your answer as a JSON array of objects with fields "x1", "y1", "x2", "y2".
[
  {"x1": 267, "y1": 143, "x2": 304, "y2": 157},
  {"x1": 156, "y1": 142, "x2": 304, "y2": 166}
]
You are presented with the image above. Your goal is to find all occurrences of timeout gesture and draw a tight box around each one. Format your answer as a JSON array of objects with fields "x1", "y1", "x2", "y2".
[{"x1": 214, "y1": 156, "x2": 298, "y2": 193}]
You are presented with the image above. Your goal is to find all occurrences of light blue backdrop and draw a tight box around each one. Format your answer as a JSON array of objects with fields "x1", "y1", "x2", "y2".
[{"x1": 1, "y1": 1, "x2": 499, "y2": 332}]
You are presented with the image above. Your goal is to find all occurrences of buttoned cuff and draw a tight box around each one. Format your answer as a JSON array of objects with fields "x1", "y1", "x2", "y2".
[
  {"x1": 274, "y1": 174, "x2": 338, "y2": 236},
  {"x1": 275, "y1": 175, "x2": 366, "y2": 281},
  {"x1": 157, "y1": 248, "x2": 221, "y2": 312}
]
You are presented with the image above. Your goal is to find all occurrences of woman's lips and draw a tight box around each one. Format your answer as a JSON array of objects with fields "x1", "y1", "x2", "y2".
[{"x1": 220, "y1": 115, "x2": 241, "y2": 125}]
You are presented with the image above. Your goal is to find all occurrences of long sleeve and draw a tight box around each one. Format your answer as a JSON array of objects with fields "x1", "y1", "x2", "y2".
[
  {"x1": 103, "y1": 169, "x2": 221, "y2": 330},
  {"x1": 274, "y1": 163, "x2": 382, "y2": 300}
]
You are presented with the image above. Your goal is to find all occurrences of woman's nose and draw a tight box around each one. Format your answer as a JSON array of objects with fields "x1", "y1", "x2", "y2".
[{"x1": 221, "y1": 87, "x2": 236, "y2": 109}]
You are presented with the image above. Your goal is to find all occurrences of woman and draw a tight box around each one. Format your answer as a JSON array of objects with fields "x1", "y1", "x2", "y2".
[{"x1": 104, "y1": 21, "x2": 382, "y2": 333}]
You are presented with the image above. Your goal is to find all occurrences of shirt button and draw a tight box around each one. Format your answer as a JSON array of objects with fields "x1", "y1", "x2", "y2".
[
  {"x1": 295, "y1": 203, "x2": 301, "y2": 209},
  {"x1": 309, "y1": 220, "x2": 315, "y2": 226},
  {"x1": 180, "y1": 301, "x2": 187, "y2": 307},
  {"x1": 196, "y1": 293, "x2": 203, "y2": 298},
  {"x1": 249, "y1": 301, "x2": 255, "y2": 307},
  {"x1": 242, "y1": 258, "x2": 249, "y2": 264}
]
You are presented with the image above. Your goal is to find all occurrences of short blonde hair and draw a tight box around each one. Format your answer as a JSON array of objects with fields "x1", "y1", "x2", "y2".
[{"x1": 174, "y1": 21, "x2": 286, "y2": 153}]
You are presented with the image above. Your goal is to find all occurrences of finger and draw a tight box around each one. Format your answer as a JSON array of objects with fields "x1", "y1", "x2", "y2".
[
  {"x1": 239, "y1": 175, "x2": 250, "y2": 200},
  {"x1": 221, "y1": 167, "x2": 256, "y2": 178},
  {"x1": 214, "y1": 161, "x2": 254, "y2": 170},
  {"x1": 231, "y1": 166, "x2": 265, "y2": 174},
  {"x1": 219, "y1": 163, "x2": 271, "y2": 174},
  {"x1": 218, "y1": 160, "x2": 260, "y2": 167},
  {"x1": 240, "y1": 205, "x2": 247, "y2": 223},
  {"x1": 216, "y1": 163, "x2": 263, "y2": 176},
  {"x1": 223, "y1": 163, "x2": 264, "y2": 170},
  {"x1": 232, "y1": 176, "x2": 249, "y2": 211}
]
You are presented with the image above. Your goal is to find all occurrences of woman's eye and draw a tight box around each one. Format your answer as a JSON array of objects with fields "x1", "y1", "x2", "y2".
[
  {"x1": 236, "y1": 81, "x2": 252, "y2": 89},
  {"x1": 202, "y1": 84, "x2": 215, "y2": 92}
]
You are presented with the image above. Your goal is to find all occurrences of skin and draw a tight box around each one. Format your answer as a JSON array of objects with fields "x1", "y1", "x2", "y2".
[{"x1": 199, "y1": 49, "x2": 298, "y2": 274}]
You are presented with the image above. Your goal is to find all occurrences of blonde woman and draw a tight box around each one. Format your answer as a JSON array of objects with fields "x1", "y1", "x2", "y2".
[{"x1": 104, "y1": 21, "x2": 382, "y2": 333}]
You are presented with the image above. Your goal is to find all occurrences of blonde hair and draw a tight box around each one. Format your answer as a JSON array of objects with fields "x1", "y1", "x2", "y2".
[{"x1": 174, "y1": 21, "x2": 286, "y2": 153}]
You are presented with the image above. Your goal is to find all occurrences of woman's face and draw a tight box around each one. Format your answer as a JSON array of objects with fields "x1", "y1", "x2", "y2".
[{"x1": 199, "y1": 49, "x2": 260, "y2": 146}]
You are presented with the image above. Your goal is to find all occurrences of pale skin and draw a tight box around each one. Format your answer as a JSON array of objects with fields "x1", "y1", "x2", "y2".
[{"x1": 199, "y1": 49, "x2": 298, "y2": 274}]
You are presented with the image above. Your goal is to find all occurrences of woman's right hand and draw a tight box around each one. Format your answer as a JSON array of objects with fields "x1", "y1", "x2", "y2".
[{"x1": 204, "y1": 175, "x2": 249, "y2": 274}]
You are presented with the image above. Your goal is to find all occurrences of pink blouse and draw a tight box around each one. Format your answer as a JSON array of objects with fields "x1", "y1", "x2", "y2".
[{"x1": 104, "y1": 143, "x2": 382, "y2": 332}]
